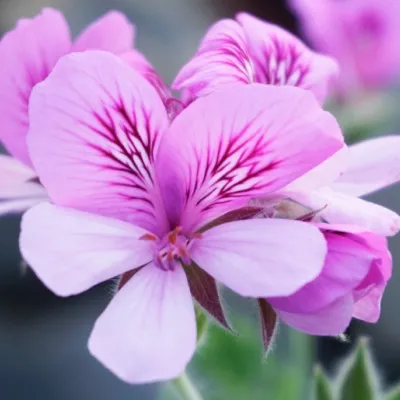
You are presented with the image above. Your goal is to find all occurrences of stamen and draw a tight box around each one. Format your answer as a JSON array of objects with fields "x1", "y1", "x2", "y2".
[{"x1": 140, "y1": 233, "x2": 157, "y2": 241}]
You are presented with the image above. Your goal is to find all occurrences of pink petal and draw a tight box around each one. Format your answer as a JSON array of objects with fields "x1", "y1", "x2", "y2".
[
  {"x1": 278, "y1": 295, "x2": 354, "y2": 336},
  {"x1": 0, "y1": 8, "x2": 71, "y2": 166},
  {"x1": 286, "y1": 146, "x2": 348, "y2": 192},
  {"x1": 0, "y1": 155, "x2": 47, "y2": 215},
  {"x1": 290, "y1": 188, "x2": 400, "y2": 236},
  {"x1": 120, "y1": 50, "x2": 171, "y2": 104},
  {"x1": 28, "y1": 51, "x2": 170, "y2": 235},
  {"x1": 353, "y1": 284, "x2": 386, "y2": 323},
  {"x1": 172, "y1": 19, "x2": 254, "y2": 103},
  {"x1": 190, "y1": 218, "x2": 327, "y2": 298},
  {"x1": 72, "y1": 11, "x2": 135, "y2": 54},
  {"x1": 156, "y1": 84, "x2": 344, "y2": 231},
  {"x1": 88, "y1": 263, "x2": 196, "y2": 384},
  {"x1": 0, "y1": 155, "x2": 44, "y2": 198},
  {"x1": 332, "y1": 136, "x2": 400, "y2": 197},
  {"x1": 20, "y1": 203, "x2": 154, "y2": 297},
  {"x1": 269, "y1": 227, "x2": 377, "y2": 314},
  {"x1": 236, "y1": 12, "x2": 339, "y2": 103}
]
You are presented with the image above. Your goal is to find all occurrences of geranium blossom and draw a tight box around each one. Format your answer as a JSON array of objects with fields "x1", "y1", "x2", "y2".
[
  {"x1": 173, "y1": 12, "x2": 338, "y2": 104},
  {"x1": 0, "y1": 8, "x2": 161, "y2": 215},
  {"x1": 259, "y1": 199, "x2": 392, "y2": 336},
  {"x1": 289, "y1": 0, "x2": 400, "y2": 94},
  {"x1": 20, "y1": 51, "x2": 345, "y2": 383}
]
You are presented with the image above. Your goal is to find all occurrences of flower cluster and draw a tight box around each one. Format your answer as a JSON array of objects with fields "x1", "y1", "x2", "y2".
[{"x1": 0, "y1": 8, "x2": 399, "y2": 384}]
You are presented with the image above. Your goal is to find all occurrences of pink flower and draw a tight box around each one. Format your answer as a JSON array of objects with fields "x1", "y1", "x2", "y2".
[
  {"x1": 173, "y1": 12, "x2": 338, "y2": 104},
  {"x1": 0, "y1": 8, "x2": 156, "y2": 215},
  {"x1": 289, "y1": 0, "x2": 400, "y2": 94},
  {"x1": 284, "y1": 136, "x2": 400, "y2": 236},
  {"x1": 269, "y1": 224, "x2": 391, "y2": 336},
  {"x1": 20, "y1": 51, "x2": 345, "y2": 383}
]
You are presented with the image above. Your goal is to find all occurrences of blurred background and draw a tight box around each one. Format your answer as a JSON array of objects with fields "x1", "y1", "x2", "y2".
[{"x1": 0, "y1": 0, "x2": 399, "y2": 399}]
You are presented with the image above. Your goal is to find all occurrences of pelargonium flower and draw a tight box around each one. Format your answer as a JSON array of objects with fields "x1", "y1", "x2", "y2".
[
  {"x1": 283, "y1": 136, "x2": 400, "y2": 237},
  {"x1": 272, "y1": 224, "x2": 391, "y2": 335},
  {"x1": 0, "y1": 8, "x2": 163, "y2": 215},
  {"x1": 256, "y1": 203, "x2": 392, "y2": 338},
  {"x1": 173, "y1": 12, "x2": 339, "y2": 104},
  {"x1": 289, "y1": 0, "x2": 400, "y2": 95},
  {"x1": 20, "y1": 51, "x2": 345, "y2": 383}
]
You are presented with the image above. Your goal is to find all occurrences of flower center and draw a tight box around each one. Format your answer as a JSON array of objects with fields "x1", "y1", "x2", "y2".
[{"x1": 142, "y1": 227, "x2": 195, "y2": 271}]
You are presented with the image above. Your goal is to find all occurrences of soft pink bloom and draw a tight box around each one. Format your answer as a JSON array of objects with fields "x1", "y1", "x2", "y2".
[
  {"x1": 270, "y1": 224, "x2": 391, "y2": 335},
  {"x1": 173, "y1": 12, "x2": 338, "y2": 104},
  {"x1": 20, "y1": 51, "x2": 345, "y2": 383},
  {"x1": 0, "y1": 8, "x2": 156, "y2": 215},
  {"x1": 289, "y1": 0, "x2": 400, "y2": 94},
  {"x1": 284, "y1": 136, "x2": 400, "y2": 236}
]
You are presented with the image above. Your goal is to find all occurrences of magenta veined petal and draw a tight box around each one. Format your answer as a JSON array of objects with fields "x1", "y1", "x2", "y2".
[
  {"x1": 88, "y1": 263, "x2": 196, "y2": 384},
  {"x1": 20, "y1": 203, "x2": 154, "y2": 297},
  {"x1": 0, "y1": 8, "x2": 71, "y2": 167},
  {"x1": 332, "y1": 136, "x2": 400, "y2": 197},
  {"x1": 172, "y1": 18, "x2": 254, "y2": 103},
  {"x1": 173, "y1": 12, "x2": 338, "y2": 104},
  {"x1": 156, "y1": 84, "x2": 344, "y2": 231},
  {"x1": 236, "y1": 12, "x2": 339, "y2": 103},
  {"x1": 28, "y1": 51, "x2": 170, "y2": 235},
  {"x1": 191, "y1": 218, "x2": 327, "y2": 298},
  {"x1": 72, "y1": 11, "x2": 135, "y2": 53}
]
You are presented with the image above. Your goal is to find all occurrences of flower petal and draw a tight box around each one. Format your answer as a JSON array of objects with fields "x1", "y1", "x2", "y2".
[
  {"x1": 120, "y1": 50, "x2": 171, "y2": 104},
  {"x1": 332, "y1": 136, "x2": 400, "y2": 197},
  {"x1": 0, "y1": 8, "x2": 71, "y2": 166},
  {"x1": 72, "y1": 11, "x2": 134, "y2": 54},
  {"x1": 0, "y1": 155, "x2": 44, "y2": 198},
  {"x1": 157, "y1": 84, "x2": 344, "y2": 230},
  {"x1": 286, "y1": 146, "x2": 349, "y2": 192},
  {"x1": 353, "y1": 284, "x2": 386, "y2": 323},
  {"x1": 88, "y1": 263, "x2": 196, "y2": 384},
  {"x1": 278, "y1": 295, "x2": 354, "y2": 336},
  {"x1": 270, "y1": 226, "x2": 378, "y2": 314},
  {"x1": 20, "y1": 203, "x2": 154, "y2": 297},
  {"x1": 28, "y1": 51, "x2": 170, "y2": 235},
  {"x1": 190, "y1": 218, "x2": 327, "y2": 298},
  {"x1": 173, "y1": 19, "x2": 254, "y2": 103},
  {"x1": 289, "y1": 187, "x2": 400, "y2": 236},
  {"x1": 236, "y1": 12, "x2": 339, "y2": 103}
]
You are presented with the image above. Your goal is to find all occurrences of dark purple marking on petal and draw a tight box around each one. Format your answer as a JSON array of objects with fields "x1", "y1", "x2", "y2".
[
  {"x1": 258, "y1": 299, "x2": 278, "y2": 354},
  {"x1": 74, "y1": 91, "x2": 162, "y2": 222},
  {"x1": 186, "y1": 115, "x2": 282, "y2": 215},
  {"x1": 254, "y1": 36, "x2": 310, "y2": 87},
  {"x1": 186, "y1": 262, "x2": 233, "y2": 331}
]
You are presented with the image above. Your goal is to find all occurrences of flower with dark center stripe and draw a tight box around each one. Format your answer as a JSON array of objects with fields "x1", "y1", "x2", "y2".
[{"x1": 21, "y1": 51, "x2": 345, "y2": 383}]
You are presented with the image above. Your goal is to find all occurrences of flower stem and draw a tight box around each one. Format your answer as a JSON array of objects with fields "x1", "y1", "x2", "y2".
[{"x1": 171, "y1": 372, "x2": 203, "y2": 400}]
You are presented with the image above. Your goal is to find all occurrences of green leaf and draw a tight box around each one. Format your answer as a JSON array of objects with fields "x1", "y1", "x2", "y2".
[
  {"x1": 312, "y1": 365, "x2": 334, "y2": 400},
  {"x1": 338, "y1": 338, "x2": 380, "y2": 400},
  {"x1": 386, "y1": 385, "x2": 400, "y2": 400}
]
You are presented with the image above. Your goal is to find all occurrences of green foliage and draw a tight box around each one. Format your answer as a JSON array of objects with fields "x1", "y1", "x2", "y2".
[
  {"x1": 313, "y1": 366, "x2": 334, "y2": 400},
  {"x1": 386, "y1": 386, "x2": 400, "y2": 400},
  {"x1": 338, "y1": 338, "x2": 380, "y2": 400}
]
